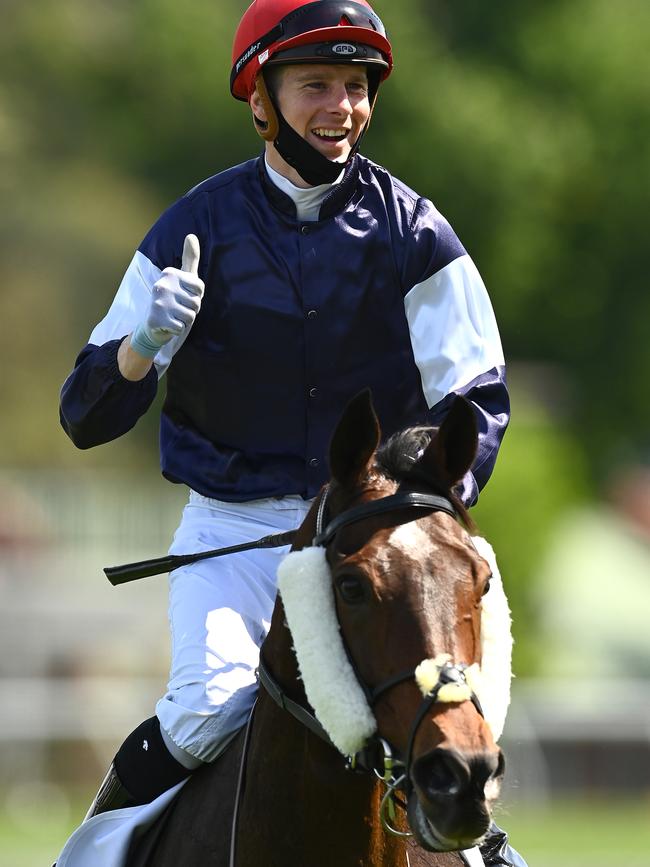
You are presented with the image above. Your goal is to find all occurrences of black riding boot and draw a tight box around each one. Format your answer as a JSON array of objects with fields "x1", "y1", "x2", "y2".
[{"x1": 86, "y1": 716, "x2": 196, "y2": 818}]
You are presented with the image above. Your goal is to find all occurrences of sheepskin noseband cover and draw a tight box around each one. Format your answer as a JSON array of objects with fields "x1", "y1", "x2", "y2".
[
  {"x1": 471, "y1": 535, "x2": 513, "y2": 742},
  {"x1": 277, "y1": 546, "x2": 376, "y2": 756},
  {"x1": 276, "y1": 537, "x2": 512, "y2": 756}
]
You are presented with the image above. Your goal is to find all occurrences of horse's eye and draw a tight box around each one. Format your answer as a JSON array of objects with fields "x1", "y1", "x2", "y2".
[
  {"x1": 482, "y1": 575, "x2": 492, "y2": 596},
  {"x1": 335, "y1": 574, "x2": 367, "y2": 604}
]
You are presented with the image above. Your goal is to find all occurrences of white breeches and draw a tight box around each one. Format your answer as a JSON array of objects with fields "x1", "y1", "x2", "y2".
[{"x1": 155, "y1": 490, "x2": 312, "y2": 763}]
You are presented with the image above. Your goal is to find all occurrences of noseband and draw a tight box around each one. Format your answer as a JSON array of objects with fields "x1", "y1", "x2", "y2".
[{"x1": 260, "y1": 484, "x2": 486, "y2": 836}]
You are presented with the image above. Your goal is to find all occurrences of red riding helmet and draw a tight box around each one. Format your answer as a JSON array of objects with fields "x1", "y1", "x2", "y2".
[{"x1": 230, "y1": 0, "x2": 393, "y2": 102}]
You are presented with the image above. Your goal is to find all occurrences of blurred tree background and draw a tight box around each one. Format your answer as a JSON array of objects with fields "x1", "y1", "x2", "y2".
[{"x1": 1, "y1": 0, "x2": 649, "y2": 676}]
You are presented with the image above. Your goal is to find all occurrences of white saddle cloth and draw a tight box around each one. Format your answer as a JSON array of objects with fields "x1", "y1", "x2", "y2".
[{"x1": 55, "y1": 780, "x2": 187, "y2": 867}]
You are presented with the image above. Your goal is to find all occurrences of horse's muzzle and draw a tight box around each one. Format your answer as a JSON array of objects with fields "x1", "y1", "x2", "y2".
[{"x1": 408, "y1": 746, "x2": 505, "y2": 851}]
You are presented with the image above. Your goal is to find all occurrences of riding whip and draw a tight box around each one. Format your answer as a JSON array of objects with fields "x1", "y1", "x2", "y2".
[{"x1": 104, "y1": 529, "x2": 297, "y2": 586}]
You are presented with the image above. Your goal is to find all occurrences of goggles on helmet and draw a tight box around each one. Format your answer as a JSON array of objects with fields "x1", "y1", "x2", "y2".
[{"x1": 231, "y1": 0, "x2": 393, "y2": 101}]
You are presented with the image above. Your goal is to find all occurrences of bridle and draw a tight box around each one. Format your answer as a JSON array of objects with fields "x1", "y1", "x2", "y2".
[{"x1": 258, "y1": 483, "x2": 485, "y2": 836}]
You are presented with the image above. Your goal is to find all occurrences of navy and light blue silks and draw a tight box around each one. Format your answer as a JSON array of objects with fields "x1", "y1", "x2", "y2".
[{"x1": 60, "y1": 154, "x2": 508, "y2": 507}]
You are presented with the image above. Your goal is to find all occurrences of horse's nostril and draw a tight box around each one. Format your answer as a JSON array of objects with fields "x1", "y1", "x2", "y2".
[
  {"x1": 414, "y1": 747, "x2": 505, "y2": 802},
  {"x1": 414, "y1": 748, "x2": 470, "y2": 798}
]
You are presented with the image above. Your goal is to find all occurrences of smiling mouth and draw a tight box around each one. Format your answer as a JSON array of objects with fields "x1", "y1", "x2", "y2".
[{"x1": 311, "y1": 127, "x2": 349, "y2": 142}]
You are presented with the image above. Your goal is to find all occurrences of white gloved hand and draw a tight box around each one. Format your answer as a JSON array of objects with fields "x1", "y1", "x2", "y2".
[{"x1": 130, "y1": 234, "x2": 204, "y2": 359}]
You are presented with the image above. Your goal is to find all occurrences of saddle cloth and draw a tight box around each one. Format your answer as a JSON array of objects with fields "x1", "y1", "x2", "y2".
[{"x1": 54, "y1": 780, "x2": 187, "y2": 867}]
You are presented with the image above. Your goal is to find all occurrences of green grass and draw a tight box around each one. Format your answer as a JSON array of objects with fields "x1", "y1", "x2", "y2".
[
  {"x1": 0, "y1": 782, "x2": 82, "y2": 867},
  {"x1": 1, "y1": 787, "x2": 648, "y2": 866},
  {"x1": 494, "y1": 796, "x2": 650, "y2": 867}
]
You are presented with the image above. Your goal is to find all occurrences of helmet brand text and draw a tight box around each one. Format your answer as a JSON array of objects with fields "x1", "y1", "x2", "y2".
[
  {"x1": 236, "y1": 41, "x2": 261, "y2": 74},
  {"x1": 332, "y1": 43, "x2": 357, "y2": 56}
]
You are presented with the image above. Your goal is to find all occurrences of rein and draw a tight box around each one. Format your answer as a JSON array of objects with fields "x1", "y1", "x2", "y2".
[{"x1": 229, "y1": 699, "x2": 257, "y2": 867}]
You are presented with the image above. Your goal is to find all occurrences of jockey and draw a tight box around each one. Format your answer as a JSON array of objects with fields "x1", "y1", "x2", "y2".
[{"x1": 57, "y1": 1, "x2": 524, "y2": 865}]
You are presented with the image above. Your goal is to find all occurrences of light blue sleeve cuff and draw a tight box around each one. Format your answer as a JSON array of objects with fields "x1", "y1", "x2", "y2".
[{"x1": 129, "y1": 323, "x2": 165, "y2": 359}]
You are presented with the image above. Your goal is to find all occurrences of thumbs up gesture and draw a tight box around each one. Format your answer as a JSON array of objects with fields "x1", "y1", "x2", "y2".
[{"x1": 130, "y1": 234, "x2": 205, "y2": 359}]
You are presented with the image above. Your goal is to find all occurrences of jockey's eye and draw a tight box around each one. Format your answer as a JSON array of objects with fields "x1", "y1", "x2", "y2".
[{"x1": 335, "y1": 573, "x2": 367, "y2": 604}]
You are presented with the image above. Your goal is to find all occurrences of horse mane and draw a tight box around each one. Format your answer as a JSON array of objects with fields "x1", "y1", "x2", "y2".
[{"x1": 374, "y1": 426, "x2": 474, "y2": 531}]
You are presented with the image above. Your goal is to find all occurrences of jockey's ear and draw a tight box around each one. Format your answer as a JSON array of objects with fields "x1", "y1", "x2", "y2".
[
  {"x1": 329, "y1": 389, "x2": 381, "y2": 489},
  {"x1": 420, "y1": 396, "x2": 478, "y2": 487}
]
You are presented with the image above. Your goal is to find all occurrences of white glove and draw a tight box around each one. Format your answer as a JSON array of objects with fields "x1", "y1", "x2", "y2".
[{"x1": 130, "y1": 234, "x2": 204, "y2": 359}]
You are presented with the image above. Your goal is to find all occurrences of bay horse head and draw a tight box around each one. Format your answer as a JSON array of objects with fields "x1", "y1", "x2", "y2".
[{"x1": 274, "y1": 390, "x2": 512, "y2": 853}]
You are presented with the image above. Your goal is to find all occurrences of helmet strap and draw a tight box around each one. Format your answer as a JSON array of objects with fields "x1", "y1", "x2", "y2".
[{"x1": 252, "y1": 74, "x2": 280, "y2": 142}]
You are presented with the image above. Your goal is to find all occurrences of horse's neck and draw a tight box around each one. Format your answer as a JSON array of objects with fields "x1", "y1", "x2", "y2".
[
  {"x1": 236, "y1": 689, "x2": 408, "y2": 867},
  {"x1": 240, "y1": 608, "x2": 393, "y2": 863}
]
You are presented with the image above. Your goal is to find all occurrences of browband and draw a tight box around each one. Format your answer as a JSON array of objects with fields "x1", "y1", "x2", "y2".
[{"x1": 312, "y1": 491, "x2": 457, "y2": 548}]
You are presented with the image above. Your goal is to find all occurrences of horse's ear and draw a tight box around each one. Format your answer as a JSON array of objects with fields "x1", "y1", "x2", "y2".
[
  {"x1": 420, "y1": 396, "x2": 478, "y2": 487},
  {"x1": 329, "y1": 389, "x2": 381, "y2": 489}
]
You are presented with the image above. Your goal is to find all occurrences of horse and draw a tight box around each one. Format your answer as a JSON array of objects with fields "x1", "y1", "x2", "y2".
[{"x1": 130, "y1": 390, "x2": 512, "y2": 867}]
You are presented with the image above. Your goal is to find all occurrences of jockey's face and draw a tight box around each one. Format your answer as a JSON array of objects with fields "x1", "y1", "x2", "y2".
[{"x1": 252, "y1": 63, "x2": 371, "y2": 185}]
